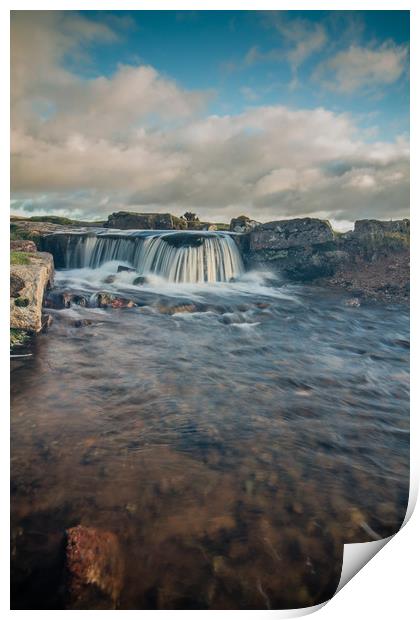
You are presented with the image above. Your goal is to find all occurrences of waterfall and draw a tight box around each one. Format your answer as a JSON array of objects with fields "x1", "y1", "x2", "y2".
[{"x1": 54, "y1": 231, "x2": 244, "y2": 284}]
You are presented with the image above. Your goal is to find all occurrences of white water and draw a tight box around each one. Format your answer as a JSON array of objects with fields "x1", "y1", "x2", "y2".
[{"x1": 59, "y1": 231, "x2": 244, "y2": 284}]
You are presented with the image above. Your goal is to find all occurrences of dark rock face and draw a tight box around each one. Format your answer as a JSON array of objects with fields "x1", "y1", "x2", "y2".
[
  {"x1": 117, "y1": 265, "x2": 136, "y2": 273},
  {"x1": 354, "y1": 219, "x2": 409, "y2": 237},
  {"x1": 104, "y1": 211, "x2": 187, "y2": 230},
  {"x1": 230, "y1": 216, "x2": 260, "y2": 233},
  {"x1": 10, "y1": 273, "x2": 25, "y2": 298},
  {"x1": 244, "y1": 217, "x2": 409, "y2": 300},
  {"x1": 65, "y1": 525, "x2": 124, "y2": 609},
  {"x1": 10, "y1": 239, "x2": 37, "y2": 252},
  {"x1": 249, "y1": 218, "x2": 334, "y2": 252},
  {"x1": 246, "y1": 218, "x2": 336, "y2": 281}
]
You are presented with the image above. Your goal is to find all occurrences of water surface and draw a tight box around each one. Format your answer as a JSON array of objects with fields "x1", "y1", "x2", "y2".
[{"x1": 11, "y1": 267, "x2": 409, "y2": 609}]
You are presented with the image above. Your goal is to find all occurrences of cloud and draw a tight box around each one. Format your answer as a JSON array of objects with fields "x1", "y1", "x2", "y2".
[
  {"x1": 262, "y1": 13, "x2": 327, "y2": 87},
  {"x1": 11, "y1": 11, "x2": 409, "y2": 226},
  {"x1": 226, "y1": 14, "x2": 326, "y2": 88},
  {"x1": 277, "y1": 19, "x2": 326, "y2": 73},
  {"x1": 313, "y1": 42, "x2": 408, "y2": 93}
]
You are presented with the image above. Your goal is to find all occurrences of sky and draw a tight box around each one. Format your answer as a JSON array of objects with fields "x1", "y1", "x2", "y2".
[{"x1": 10, "y1": 10, "x2": 410, "y2": 228}]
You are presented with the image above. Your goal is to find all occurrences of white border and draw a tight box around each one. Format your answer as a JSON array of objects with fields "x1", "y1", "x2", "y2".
[{"x1": 2, "y1": 2, "x2": 417, "y2": 618}]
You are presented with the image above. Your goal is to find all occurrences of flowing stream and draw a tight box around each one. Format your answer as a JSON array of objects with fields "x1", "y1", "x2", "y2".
[{"x1": 11, "y1": 231, "x2": 409, "y2": 609}]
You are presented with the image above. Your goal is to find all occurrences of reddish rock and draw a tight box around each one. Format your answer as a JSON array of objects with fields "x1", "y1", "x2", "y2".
[
  {"x1": 97, "y1": 293, "x2": 136, "y2": 309},
  {"x1": 65, "y1": 525, "x2": 124, "y2": 609},
  {"x1": 157, "y1": 303, "x2": 197, "y2": 315}
]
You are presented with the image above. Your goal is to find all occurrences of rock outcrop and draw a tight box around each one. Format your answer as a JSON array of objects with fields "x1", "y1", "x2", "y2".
[
  {"x1": 104, "y1": 211, "x2": 187, "y2": 230},
  {"x1": 246, "y1": 218, "x2": 338, "y2": 280},
  {"x1": 249, "y1": 218, "x2": 334, "y2": 252},
  {"x1": 354, "y1": 218, "x2": 409, "y2": 237},
  {"x1": 244, "y1": 217, "x2": 409, "y2": 301},
  {"x1": 65, "y1": 525, "x2": 124, "y2": 610},
  {"x1": 230, "y1": 216, "x2": 260, "y2": 233},
  {"x1": 10, "y1": 239, "x2": 37, "y2": 252},
  {"x1": 11, "y1": 220, "x2": 82, "y2": 246},
  {"x1": 10, "y1": 252, "x2": 54, "y2": 332}
]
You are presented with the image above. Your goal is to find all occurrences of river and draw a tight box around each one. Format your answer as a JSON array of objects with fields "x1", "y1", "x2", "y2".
[{"x1": 11, "y1": 232, "x2": 409, "y2": 609}]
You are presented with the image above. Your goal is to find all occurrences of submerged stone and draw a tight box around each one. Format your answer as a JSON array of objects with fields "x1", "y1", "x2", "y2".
[
  {"x1": 345, "y1": 298, "x2": 361, "y2": 308},
  {"x1": 157, "y1": 303, "x2": 197, "y2": 315},
  {"x1": 65, "y1": 525, "x2": 124, "y2": 609},
  {"x1": 97, "y1": 292, "x2": 136, "y2": 309},
  {"x1": 133, "y1": 275, "x2": 148, "y2": 285}
]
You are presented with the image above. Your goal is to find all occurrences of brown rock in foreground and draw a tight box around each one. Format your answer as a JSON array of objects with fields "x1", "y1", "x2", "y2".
[{"x1": 65, "y1": 525, "x2": 124, "y2": 610}]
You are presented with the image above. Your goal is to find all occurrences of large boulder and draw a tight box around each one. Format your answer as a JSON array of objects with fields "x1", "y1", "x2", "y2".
[
  {"x1": 105, "y1": 211, "x2": 187, "y2": 230},
  {"x1": 249, "y1": 218, "x2": 333, "y2": 252},
  {"x1": 230, "y1": 215, "x2": 260, "y2": 233},
  {"x1": 65, "y1": 525, "x2": 124, "y2": 609},
  {"x1": 10, "y1": 252, "x2": 54, "y2": 332},
  {"x1": 244, "y1": 218, "x2": 341, "y2": 281}
]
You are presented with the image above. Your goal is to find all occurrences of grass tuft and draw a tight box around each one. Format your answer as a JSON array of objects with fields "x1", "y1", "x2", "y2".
[
  {"x1": 11, "y1": 251, "x2": 31, "y2": 265},
  {"x1": 10, "y1": 328, "x2": 30, "y2": 348}
]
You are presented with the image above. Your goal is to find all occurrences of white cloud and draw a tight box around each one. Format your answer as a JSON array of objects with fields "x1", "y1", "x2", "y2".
[
  {"x1": 10, "y1": 12, "x2": 409, "y2": 226},
  {"x1": 313, "y1": 42, "x2": 408, "y2": 93}
]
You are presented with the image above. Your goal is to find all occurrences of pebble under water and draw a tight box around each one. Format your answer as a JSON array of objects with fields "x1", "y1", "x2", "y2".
[{"x1": 11, "y1": 266, "x2": 409, "y2": 609}]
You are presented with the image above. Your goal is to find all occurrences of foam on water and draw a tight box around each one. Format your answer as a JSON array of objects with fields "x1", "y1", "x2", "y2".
[{"x1": 55, "y1": 261, "x2": 298, "y2": 304}]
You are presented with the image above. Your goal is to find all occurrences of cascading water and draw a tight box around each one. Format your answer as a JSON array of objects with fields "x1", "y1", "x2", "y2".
[{"x1": 50, "y1": 231, "x2": 244, "y2": 284}]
